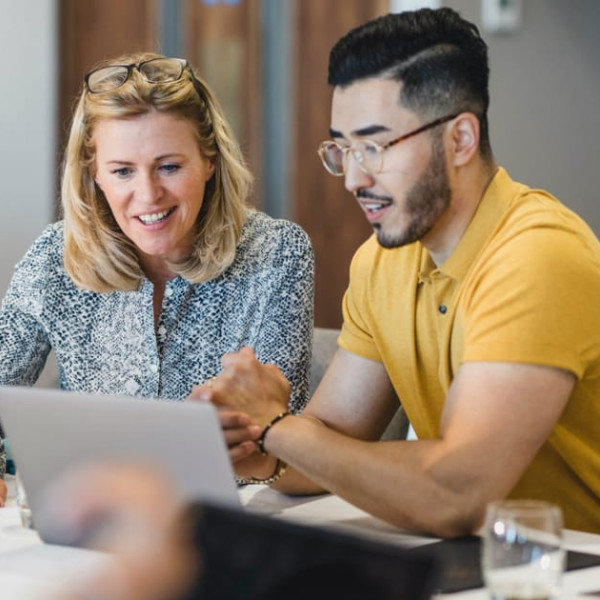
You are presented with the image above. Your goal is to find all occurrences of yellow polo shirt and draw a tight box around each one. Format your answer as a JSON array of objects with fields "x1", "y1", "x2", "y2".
[{"x1": 339, "y1": 168, "x2": 600, "y2": 532}]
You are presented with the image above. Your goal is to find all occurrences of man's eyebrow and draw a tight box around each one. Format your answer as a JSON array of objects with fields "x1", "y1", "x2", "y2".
[{"x1": 329, "y1": 124, "x2": 392, "y2": 139}]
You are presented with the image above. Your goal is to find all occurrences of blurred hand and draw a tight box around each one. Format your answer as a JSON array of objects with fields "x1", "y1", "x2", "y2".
[
  {"x1": 0, "y1": 478, "x2": 6, "y2": 507},
  {"x1": 42, "y1": 463, "x2": 198, "y2": 600}
]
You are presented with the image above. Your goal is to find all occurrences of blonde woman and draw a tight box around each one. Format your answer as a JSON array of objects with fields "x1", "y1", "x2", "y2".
[{"x1": 0, "y1": 53, "x2": 314, "y2": 500}]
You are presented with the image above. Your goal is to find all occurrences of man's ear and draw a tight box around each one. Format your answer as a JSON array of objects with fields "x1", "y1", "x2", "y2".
[{"x1": 449, "y1": 113, "x2": 480, "y2": 166}]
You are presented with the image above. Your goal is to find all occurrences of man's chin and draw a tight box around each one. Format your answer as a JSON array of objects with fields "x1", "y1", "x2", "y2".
[
  {"x1": 374, "y1": 226, "x2": 410, "y2": 249},
  {"x1": 374, "y1": 220, "x2": 435, "y2": 249}
]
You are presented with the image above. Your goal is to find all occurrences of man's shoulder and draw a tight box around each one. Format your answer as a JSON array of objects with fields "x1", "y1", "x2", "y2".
[
  {"x1": 494, "y1": 169, "x2": 595, "y2": 239},
  {"x1": 494, "y1": 189, "x2": 600, "y2": 260}
]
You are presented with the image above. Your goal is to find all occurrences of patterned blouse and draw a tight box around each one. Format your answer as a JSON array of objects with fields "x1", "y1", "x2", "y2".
[{"x1": 0, "y1": 210, "x2": 314, "y2": 476}]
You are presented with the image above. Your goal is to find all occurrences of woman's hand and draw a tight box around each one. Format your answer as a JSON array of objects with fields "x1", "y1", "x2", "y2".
[
  {"x1": 188, "y1": 379, "x2": 262, "y2": 463},
  {"x1": 190, "y1": 347, "x2": 291, "y2": 430},
  {"x1": 216, "y1": 410, "x2": 262, "y2": 463},
  {"x1": 0, "y1": 478, "x2": 7, "y2": 507},
  {"x1": 188, "y1": 348, "x2": 291, "y2": 477}
]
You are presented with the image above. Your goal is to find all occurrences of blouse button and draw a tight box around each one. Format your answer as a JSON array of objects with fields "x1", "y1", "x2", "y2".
[{"x1": 438, "y1": 304, "x2": 447, "y2": 314}]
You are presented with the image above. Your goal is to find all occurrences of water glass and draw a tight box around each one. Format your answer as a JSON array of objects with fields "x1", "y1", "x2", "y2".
[
  {"x1": 15, "y1": 470, "x2": 34, "y2": 529},
  {"x1": 481, "y1": 500, "x2": 565, "y2": 600}
]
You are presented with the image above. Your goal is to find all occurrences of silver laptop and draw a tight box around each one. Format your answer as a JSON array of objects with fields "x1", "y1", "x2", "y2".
[{"x1": 0, "y1": 385, "x2": 241, "y2": 544}]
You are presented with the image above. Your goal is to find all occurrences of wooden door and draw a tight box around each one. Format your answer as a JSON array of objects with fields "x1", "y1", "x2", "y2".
[
  {"x1": 58, "y1": 0, "x2": 158, "y2": 162},
  {"x1": 290, "y1": 0, "x2": 389, "y2": 328},
  {"x1": 183, "y1": 0, "x2": 262, "y2": 207}
]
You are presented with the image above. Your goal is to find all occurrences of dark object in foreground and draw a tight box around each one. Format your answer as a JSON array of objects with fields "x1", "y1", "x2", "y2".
[{"x1": 182, "y1": 502, "x2": 439, "y2": 600}]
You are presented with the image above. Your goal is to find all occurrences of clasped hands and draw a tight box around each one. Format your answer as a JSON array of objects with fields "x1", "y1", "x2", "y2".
[{"x1": 187, "y1": 347, "x2": 291, "y2": 477}]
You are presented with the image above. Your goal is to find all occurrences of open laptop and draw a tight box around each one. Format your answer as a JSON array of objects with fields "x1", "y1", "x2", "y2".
[{"x1": 0, "y1": 385, "x2": 241, "y2": 544}]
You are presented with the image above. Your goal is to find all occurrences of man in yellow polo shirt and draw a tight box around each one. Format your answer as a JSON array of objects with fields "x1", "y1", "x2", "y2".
[{"x1": 195, "y1": 8, "x2": 600, "y2": 536}]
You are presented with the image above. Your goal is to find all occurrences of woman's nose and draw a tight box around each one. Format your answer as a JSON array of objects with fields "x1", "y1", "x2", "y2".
[{"x1": 136, "y1": 172, "x2": 163, "y2": 203}]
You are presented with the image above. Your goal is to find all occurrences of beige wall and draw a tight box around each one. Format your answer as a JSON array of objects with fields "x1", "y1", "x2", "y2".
[
  {"x1": 448, "y1": 0, "x2": 600, "y2": 233},
  {"x1": 0, "y1": 0, "x2": 57, "y2": 296}
]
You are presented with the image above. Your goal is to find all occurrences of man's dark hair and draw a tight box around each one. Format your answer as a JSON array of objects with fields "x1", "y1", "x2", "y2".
[{"x1": 328, "y1": 8, "x2": 492, "y2": 158}]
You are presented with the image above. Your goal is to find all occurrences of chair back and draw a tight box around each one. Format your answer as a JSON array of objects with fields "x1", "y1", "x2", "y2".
[{"x1": 308, "y1": 327, "x2": 409, "y2": 440}]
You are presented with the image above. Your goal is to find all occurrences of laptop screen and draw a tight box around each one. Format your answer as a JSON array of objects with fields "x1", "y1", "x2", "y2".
[{"x1": 0, "y1": 385, "x2": 240, "y2": 544}]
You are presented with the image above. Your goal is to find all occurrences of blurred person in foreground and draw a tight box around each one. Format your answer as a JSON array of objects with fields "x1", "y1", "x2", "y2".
[
  {"x1": 45, "y1": 464, "x2": 393, "y2": 600},
  {"x1": 0, "y1": 52, "x2": 314, "y2": 504},
  {"x1": 192, "y1": 7, "x2": 600, "y2": 537}
]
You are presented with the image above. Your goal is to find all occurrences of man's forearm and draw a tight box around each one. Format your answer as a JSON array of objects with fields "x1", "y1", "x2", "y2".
[{"x1": 264, "y1": 414, "x2": 482, "y2": 537}]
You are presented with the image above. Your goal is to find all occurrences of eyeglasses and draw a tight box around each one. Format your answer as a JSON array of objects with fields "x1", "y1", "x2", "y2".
[
  {"x1": 317, "y1": 113, "x2": 458, "y2": 176},
  {"x1": 84, "y1": 57, "x2": 188, "y2": 94}
]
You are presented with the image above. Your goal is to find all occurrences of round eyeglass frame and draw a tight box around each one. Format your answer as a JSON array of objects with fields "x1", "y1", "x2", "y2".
[{"x1": 317, "y1": 113, "x2": 458, "y2": 176}]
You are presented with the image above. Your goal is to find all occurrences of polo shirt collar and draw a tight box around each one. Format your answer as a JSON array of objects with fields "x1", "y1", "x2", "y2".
[{"x1": 429, "y1": 167, "x2": 515, "y2": 281}]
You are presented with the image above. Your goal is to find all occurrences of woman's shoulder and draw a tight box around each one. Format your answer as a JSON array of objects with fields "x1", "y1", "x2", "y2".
[
  {"x1": 223, "y1": 211, "x2": 313, "y2": 278},
  {"x1": 240, "y1": 210, "x2": 313, "y2": 255},
  {"x1": 16, "y1": 222, "x2": 65, "y2": 272},
  {"x1": 4, "y1": 222, "x2": 69, "y2": 302}
]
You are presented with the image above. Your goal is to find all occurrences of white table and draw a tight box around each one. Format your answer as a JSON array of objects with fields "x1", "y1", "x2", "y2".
[
  {"x1": 0, "y1": 475, "x2": 113, "y2": 599},
  {"x1": 2, "y1": 477, "x2": 600, "y2": 599}
]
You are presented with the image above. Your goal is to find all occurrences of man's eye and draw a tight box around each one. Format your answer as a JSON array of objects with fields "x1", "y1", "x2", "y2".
[{"x1": 361, "y1": 143, "x2": 380, "y2": 155}]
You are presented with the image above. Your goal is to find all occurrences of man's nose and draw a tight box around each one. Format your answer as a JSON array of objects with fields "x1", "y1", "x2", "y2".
[{"x1": 344, "y1": 155, "x2": 375, "y2": 195}]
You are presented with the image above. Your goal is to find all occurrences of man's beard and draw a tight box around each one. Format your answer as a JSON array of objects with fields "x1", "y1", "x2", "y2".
[{"x1": 375, "y1": 138, "x2": 452, "y2": 249}]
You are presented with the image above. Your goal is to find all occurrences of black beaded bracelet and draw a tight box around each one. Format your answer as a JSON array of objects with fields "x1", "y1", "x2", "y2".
[{"x1": 256, "y1": 411, "x2": 291, "y2": 455}]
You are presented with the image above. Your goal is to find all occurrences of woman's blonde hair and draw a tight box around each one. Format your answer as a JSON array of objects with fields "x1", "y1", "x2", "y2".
[{"x1": 61, "y1": 51, "x2": 252, "y2": 291}]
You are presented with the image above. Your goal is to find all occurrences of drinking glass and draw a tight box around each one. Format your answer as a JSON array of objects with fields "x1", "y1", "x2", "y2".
[
  {"x1": 15, "y1": 470, "x2": 34, "y2": 529},
  {"x1": 481, "y1": 500, "x2": 565, "y2": 600}
]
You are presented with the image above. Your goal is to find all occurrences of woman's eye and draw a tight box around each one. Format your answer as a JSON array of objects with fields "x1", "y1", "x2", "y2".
[
  {"x1": 159, "y1": 163, "x2": 180, "y2": 174},
  {"x1": 111, "y1": 167, "x2": 132, "y2": 178}
]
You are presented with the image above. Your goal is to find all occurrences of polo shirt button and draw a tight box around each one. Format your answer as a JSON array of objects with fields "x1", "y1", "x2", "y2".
[
  {"x1": 165, "y1": 288, "x2": 174, "y2": 297},
  {"x1": 438, "y1": 305, "x2": 447, "y2": 314},
  {"x1": 149, "y1": 364, "x2": 158, "y2": 373}
]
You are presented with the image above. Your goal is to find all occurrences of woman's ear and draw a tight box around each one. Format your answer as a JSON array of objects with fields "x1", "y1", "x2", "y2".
[
  {"x1": 206, "y1": 161, "x2": 216, "y2": 181},
  {"x1": 449, "y1": 113, "x2": 480, "y2": 166}
]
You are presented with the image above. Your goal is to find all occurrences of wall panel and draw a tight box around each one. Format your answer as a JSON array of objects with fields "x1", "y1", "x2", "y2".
[
  {"x1": 184, "y1": 0, "x2": 262, "y2": 206},
  {"x1": 58, "y1": 0, "x2": 158, "y2": 166},
  {"x1": 291, "y1": 0, "x2": 389, "y2": 327}
]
